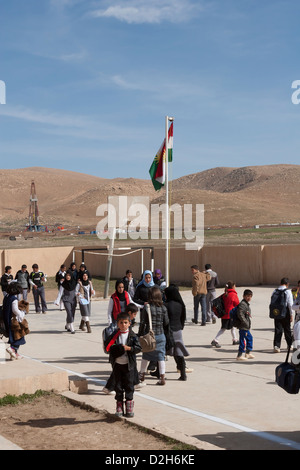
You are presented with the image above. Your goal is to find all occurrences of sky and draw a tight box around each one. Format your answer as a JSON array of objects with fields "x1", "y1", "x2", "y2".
[{"x1": 1, "y1": 0, "x2": 300, "y2": 181}]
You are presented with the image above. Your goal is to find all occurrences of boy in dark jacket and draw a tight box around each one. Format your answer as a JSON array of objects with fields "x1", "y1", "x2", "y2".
[
  {"x1": 104, "y1": 312, "x2": 141, "y2": 417},
  {"x1": 236, "y1": 289, "x2": 254, "y2": 361},
  {"x1": 1, "y1": 266, "x2": 13, "y2": 297}
]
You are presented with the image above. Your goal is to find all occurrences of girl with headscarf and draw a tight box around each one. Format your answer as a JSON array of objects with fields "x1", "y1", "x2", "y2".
[
  {"x1": 133, "y1": 270, "x2": 155, "y2": 307},
  {"x1": 164, "y1": 284, "x2": 190, "y2": 381},
  {"x1": 153, "y1": 269, "x2": 166, "y2": 289},
  {"x1": 57, "y1": 272, "x2": 77, "y2": 334},
  {"x1": 107, "y1": 280, "x2": 137, "y2": 326},
  {"x1": 138, "y1": 286, "x2": 170, "y2": 386},
  {"x1": 76, "y1": 272, "x2": 95, "y2": 333},
  {"x1": 3, "y1": 283, "x2": 28, "y2": 360}
]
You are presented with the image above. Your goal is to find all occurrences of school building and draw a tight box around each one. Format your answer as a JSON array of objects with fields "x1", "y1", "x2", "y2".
[{"x1": 1, "y1": 244, "x2": 299, "y2": 288}]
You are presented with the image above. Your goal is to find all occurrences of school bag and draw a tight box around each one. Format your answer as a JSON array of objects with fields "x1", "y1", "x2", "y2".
[
  {"x1": 230, "y1": 305, "x2": 239, "y2": 327},
  {"x1": 275, "y1": 345, "x2": 300, "y2": 394},
  {"x1": 269, "y1": 288, "x2": 287, "y2": 319},
  {"x1": 212, "y1": 295, "x2": 226, "y2": 318},
  {"x1": 102, "y1": 324, "x2": 116, "y2": 354},
  {"x1": 0, "y1": 305, "x2": 8, "y2": 338}
]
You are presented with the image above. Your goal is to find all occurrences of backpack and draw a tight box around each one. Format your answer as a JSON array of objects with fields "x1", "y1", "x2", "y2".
[
  {"x1": 0, "y1": 305, "x2": 8, "y2": 338},
  {"x1": 230, "y1": 305, "x2": 239, "y2": 327},
  {"x1": 269, "y1": 289, "x2": 287, "y2": 319},
  {"x1": 212, "y1": 295, "x2": 226, "y2": 318},
  {"x1": 102, "y1": 324, "x2": 116, "y2": 354}
]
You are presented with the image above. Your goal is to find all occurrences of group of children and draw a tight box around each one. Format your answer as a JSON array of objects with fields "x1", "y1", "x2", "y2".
[
  {"x1": 54, "y1": 262, "x2": 95, "y2": 334},
  {"x1": 211, "y1": 283, "x2": 254, "y2": 361}
]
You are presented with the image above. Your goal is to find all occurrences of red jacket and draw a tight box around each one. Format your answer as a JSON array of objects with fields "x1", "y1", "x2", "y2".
[
  {"x1": 222, "y1": 289, "x2": 239, "y2": 319},
  {"x1": 111, "y1": 291, "x2": 130, "y2": 321}
]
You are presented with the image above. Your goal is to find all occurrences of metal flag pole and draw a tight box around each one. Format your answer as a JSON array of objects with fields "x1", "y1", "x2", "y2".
[{"x1": 165, "y1": 115, "x2": 174, "y2": 287}]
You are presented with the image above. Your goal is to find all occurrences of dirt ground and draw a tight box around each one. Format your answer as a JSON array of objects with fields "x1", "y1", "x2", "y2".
[{"x1": 0, "y1": 393, "x2": 192, "y2": 451}]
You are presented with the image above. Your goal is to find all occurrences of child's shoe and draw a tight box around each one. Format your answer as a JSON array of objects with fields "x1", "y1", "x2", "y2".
[
  {"x1": 156, "y1": 374, "x2": 166, "y2": 385},
  {"x1": 115, "y1": 401, "x2": 124, "y2": 417},
  {"x1": 138, "y1": 372, "x2": 146, "y2": 383},
  {"x1": 125, "y1": 400, "x2": 134, "y2": 418},
  {"x1": 236, "y1": 353, "x2": 248, "y2": 361},
  {"x1": 134, "y1": 382, "x2": 146, "y2": 390},
  {"x1": 245, "y1": 352, "x2": 255, "y2": 359},
  {"x1": 6, "y1": 346, "x2": 17, "y2": 360}
]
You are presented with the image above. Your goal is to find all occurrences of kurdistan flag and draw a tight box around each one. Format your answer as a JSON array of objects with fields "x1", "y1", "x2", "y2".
[{"x1": 149, "y1": 122, "x2": 173, "y2": 191}]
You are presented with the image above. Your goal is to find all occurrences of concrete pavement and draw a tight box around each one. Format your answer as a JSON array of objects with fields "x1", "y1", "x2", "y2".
[{"x1": 1, "y1": 285, "x2": 300, "y2": 450}]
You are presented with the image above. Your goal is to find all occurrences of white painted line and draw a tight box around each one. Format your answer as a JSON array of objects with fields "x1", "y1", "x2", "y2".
[{"x1": 24, "y1": 356, "x2": 300, "y2": 450}]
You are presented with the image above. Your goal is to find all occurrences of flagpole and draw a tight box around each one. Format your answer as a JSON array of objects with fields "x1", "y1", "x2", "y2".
[{"x1": 165, "y1": 115, "x2": 173, "y2": 287}]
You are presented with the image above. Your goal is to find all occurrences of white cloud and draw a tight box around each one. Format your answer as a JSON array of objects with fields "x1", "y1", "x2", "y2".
[
  {"x1": 89, "y1": 0, "x2": 202, "y2": 24},
  {"x1": 0, "y1": 105, "x2": 144, "y2": 141},
  {"x1": 0, "y1": 105, "x2": 89, "y2": 128}
]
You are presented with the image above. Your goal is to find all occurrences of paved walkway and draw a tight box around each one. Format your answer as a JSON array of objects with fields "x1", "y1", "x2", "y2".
[{"x1": 1, "y1": 286, "x2": 300, "y2": 450}]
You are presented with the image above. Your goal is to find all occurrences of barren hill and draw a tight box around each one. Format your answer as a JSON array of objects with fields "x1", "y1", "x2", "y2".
[{"x1": 0, "y1": 164, "x2": 299, "y2": 230}]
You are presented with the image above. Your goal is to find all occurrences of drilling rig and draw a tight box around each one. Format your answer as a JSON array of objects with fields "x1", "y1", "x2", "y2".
[{"x1": 28, "y1": 180, "x2": 41, "y2": 231}]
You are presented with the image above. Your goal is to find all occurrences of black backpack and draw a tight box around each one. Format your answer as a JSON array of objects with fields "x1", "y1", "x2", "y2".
[
  {"x1": 0, "y1": 305, "x2": 8, "y2": 338},
  {"x1": 230, "y1": 305, "x2": 239, "y2": 327},
  {"x1": 212, "y1": 295, "x2": 226, "y2": 318},
  {"x1": 269, "y1": 288, "x2": 287, "y2": 319}
]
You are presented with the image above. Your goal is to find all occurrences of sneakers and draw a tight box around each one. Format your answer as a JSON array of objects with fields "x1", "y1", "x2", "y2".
[
  {"x1": 245, "y1": 353, "x2": 255, "y2": 359},
  {"x1": 134, "y1": 382, "x2": 146, "y2": 390},
  {"x1": 211, "y1": 339, "x2": 221, "y2": 348},
  {"x1": 236, "y1": 354, "x2": 248, "y2": 361},
  {"x1": 274, "y1": 346, "x2": 281, "y2": 353},
  {"x1": 6, "y1": 346, "x2": 17, "y2": 360},
  {"x1": 232, "y1": 340, "x2": 239, "y2": 345}
]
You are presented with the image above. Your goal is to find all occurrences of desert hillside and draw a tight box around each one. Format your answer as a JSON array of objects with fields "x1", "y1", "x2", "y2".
[{"x1": 0, "y1": 164, "x2": 299, "y2": 230}]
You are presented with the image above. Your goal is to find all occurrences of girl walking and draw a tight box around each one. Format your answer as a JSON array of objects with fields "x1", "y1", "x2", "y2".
[
  {"x1": 138, "y1": 286, "x2": 170, "y2": 386},
  {"x1": 164, "y1": 285, "x2": 190, "y2": 381},
  {"x1": 76, "y1": 272, "x2": 95, "y2": 333},
  {"x1": 58, "y1": 272, "x2": 77, "y2": 334},
  {"x1": 3, "y1": 284, "x2": 28, "y2": 360},
  {"x1": 211, "y1": 281, "x2": 239, "y2": 348}
]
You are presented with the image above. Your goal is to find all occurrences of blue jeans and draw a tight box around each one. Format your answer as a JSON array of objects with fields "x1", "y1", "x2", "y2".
[
  {"x1": 193, "y1": 294, "x2": 207, "y2": 324},
  {"x1": 239, "y1": 329, "x2": 253, "y2": 354}
]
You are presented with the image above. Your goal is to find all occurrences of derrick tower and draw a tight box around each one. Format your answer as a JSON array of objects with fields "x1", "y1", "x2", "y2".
[{"x1": 28, "y1": 180, "x2": 40, "y2": 231}]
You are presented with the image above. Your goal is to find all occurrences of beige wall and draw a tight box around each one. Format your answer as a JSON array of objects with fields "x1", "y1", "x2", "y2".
[
  {"x1": 1, "y1": 244, "x2": 300, "y2": 287},
  {"x1": 262, "y1": 245, "x2": 300, "y2": 285},
  {"x1": 201, "y1": 245, "x2": 264, "y2": 286},
  {"x1": 0, "y1": 246, "x2": 74, "y2": 277}
]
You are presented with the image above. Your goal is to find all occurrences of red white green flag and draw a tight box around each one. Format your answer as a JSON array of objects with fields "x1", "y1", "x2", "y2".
[{"x1": 149, "y1": 122, "x2": 173, "y2": 191}]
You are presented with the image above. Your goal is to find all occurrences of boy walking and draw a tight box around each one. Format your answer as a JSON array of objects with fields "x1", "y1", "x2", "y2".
[
  {"x1": 104, "y1": 312, "x2": 141, "y2": 417},
  {"x1": 29, "y1": 264, "x2": 48, "y2": 314},
  {"x1": 235, "y1": 289, "x2": 254, "y2": 361}
]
